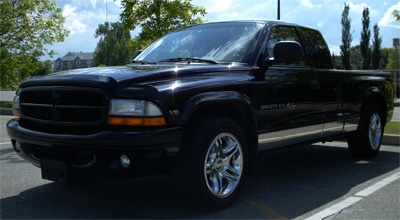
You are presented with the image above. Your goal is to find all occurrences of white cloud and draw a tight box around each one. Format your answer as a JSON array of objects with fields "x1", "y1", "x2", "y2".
[
  {"x1": 317, "y1": 20, "x2": 326, "y2": 27},
  {"x1": 62, "y1": 4, "x2": 77, "y2": 17},
  {"x1": 62, "y1": 5, "x2": 88, "y2": 35},
  {"x1": 113, "y1": 0, "x2": 122, "y2": 8},
  {"x1": 346, "y1": 1, "x2": 369, "y2": 13},
  {"x1": 71, "y1": 20, "x2": 87, "y2": 34},
  {"x1": 300, "y1": 0, "x2": 314, "y2": 8},
  {"x1": 90, "y1": 0, "x2": 97, "y2": 8},
  {"x1": 329, "y1": 45, "x2": 341, "y2": 54},
  {"x1": 378, "y1": 2, "x2": 400, "y2": 29}
]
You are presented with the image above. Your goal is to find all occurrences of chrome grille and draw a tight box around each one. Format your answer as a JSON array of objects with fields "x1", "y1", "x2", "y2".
[{"x1": 20, "y1": 87, "x2": 106, "y2": 126}]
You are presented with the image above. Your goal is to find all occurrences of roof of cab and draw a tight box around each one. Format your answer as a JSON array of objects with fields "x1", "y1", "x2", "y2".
[{"x1": 206, "y1": 19, "x2": 298, "y2": 26}]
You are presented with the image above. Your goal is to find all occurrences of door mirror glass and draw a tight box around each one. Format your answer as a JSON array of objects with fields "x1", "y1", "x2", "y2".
[
  {"x1": 132, "y1": 50, "x2": 143, "y2": 60},
  {"x1": 263, "y1": 41, "x2": 303, "y2": 66}
]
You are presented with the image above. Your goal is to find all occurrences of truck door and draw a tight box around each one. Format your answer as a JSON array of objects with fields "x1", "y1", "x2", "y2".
[
  {"x1": 296, "y1": 27, "x2": 344, "y2": 137},
  {"x1": 255, "y1": 26, "x2": 323, "y2": 151}
]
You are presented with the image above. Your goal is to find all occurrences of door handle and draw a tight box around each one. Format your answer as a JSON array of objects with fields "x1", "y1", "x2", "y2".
[{"x1": 310, "y1": 80, "x2": 319, "y2": 90}]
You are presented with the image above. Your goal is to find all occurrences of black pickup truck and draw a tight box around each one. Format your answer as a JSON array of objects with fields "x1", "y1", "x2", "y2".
[{"x1": 7, "y1": 20, "x2": 394, "y2": 209}]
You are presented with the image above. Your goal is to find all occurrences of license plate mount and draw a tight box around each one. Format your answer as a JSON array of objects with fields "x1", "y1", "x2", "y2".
[{"x1": 41, "y1": 158, "x2": 69, "y2": 184}]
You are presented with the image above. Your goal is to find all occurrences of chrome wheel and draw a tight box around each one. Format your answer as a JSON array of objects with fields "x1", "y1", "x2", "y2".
[
  {"x1": 204, "y1": 133, "x2": 243, "y2": 198},
  {"x1": 368, "y1": 113, "x2": 382, "y2": 150}
]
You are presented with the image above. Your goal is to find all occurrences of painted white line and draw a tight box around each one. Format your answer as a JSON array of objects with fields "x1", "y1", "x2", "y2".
[
  {"x1": 305, "y1": 197, "x2": 362, "y2": 220},
  {"x1": 305, "y1": 171, "x2": 400, "y2": 220},
  {"x1": 0, "y1": 142, "x2": 11, "y2": 145},
  {"x1": 355, "y1": 172, "x2": 400, "y2": 197}
]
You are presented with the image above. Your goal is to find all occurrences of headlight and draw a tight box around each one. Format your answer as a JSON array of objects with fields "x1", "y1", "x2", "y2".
[
  {"x1": 12, "y1": 95, "x2": 22, "y2": 117},
  {"x1": 109, "y1": 99, "x2": 163, "y2": 116},
  {"x1": 108, "y1": 99, "x2": 166, "y2": 126}
]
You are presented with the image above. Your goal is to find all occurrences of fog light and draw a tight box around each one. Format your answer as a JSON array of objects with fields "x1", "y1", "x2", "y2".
[
  {"x1": 14, "y1": 141, "x2": 21, "y2": 153},
  {"x1": 120, "y1": 154, "x2": 130, "y2": 168}
]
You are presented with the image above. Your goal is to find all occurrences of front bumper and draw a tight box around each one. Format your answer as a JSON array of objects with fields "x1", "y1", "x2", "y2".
[{"x1": 7, "y1": 119, "x2": 182, "y2": 180}]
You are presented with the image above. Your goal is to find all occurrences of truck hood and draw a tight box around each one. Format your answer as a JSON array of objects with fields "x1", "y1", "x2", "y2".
[{"x1": 20, "y1": 64, "x2": 251, "y2": 89}]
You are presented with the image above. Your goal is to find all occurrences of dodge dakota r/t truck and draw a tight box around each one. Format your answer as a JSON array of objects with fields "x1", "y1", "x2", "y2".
[{"x1": 7, "y1": 20, "x2": 394, "y2": 209}]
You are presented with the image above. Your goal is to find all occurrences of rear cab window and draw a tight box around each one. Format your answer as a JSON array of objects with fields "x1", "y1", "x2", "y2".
[{"x1": 296, "y1": 27, "x2": 333, "y2": 69}]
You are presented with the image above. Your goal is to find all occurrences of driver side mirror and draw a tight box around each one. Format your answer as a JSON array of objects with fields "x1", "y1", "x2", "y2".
[
  {"x1": 262, "y1": 41, "x2": 303, "y2": 67},
  {"x1": 132, "y1": 50, "x2": 143, "y2": 60}
]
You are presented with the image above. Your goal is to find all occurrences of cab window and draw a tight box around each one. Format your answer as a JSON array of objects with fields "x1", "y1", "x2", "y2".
[{"x1": 297, "y1": 27, "x2": 333, "y2": 69}]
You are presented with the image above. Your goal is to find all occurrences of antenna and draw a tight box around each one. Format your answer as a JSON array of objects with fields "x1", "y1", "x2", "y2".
[
  {"x1": 277, "y1": 0, "x2": 280, "y2": 20},
  {"x1": 106, "y1": 0, "x2": 109, "y2": 28}
]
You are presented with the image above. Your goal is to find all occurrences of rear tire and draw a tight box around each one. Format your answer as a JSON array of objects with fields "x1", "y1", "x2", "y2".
[
  {"x1": 348, "y1": 105, "x2": 384, "y2": 158},
  {"x1": 176, "y1": 116, "x2": 248, "y2": 210}
]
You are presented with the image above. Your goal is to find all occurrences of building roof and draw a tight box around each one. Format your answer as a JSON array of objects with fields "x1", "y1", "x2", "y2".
[{"x1": 59, "y1": 52, "x2": 93, "y2": 61}]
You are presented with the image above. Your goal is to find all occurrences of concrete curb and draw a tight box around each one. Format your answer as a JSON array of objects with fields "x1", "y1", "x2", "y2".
[
  {"x1": 0, "y1": 108, "x2": 13, "y2": 116},
  {"x1": 383, "y1": 134, "x2": 400, "y2": 146}
]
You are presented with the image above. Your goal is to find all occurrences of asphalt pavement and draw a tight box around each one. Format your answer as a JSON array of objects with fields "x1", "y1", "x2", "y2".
[{"x1": 0, "y1": 115, "x2": 399, "y2": 219}]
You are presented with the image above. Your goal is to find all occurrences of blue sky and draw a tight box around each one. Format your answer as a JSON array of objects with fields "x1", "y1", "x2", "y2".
[{"x1": 43, "y1": 0, "x2": 400, "y2": 61}]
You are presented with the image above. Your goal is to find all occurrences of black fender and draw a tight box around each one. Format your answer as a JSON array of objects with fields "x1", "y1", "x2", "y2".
[
  {"x1": 179, "y1": 91, "x2": 256, "y2": 125},
  {"x1": 179, "y1": 91, "x2": 259, "y2": 171},
  {"x1": 359, "y1": 87, "x2": 389, "y2": 131}
]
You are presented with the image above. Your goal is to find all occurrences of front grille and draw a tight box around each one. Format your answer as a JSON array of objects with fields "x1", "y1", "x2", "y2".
[{"x1": 20, "y1": 87, "x2": 107, "y2": 126}]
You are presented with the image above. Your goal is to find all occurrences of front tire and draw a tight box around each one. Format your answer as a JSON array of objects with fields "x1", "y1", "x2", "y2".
[
  {"x1": 348, "y1": 105, "x2": 384, "y2": 158},
  {"x1": 176, "y1": 116, "x2": 248, "y2": 210}
]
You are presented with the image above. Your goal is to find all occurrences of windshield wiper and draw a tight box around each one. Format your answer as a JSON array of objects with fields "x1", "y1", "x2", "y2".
[
  {"x1": 128, "y1": 60, "x2": 158, "y2": 65},
  {"x1": 159, "y1": 57, "x2": 218, "y2": 64}
]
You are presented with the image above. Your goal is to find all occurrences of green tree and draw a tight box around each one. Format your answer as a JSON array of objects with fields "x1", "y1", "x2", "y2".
[
  {"x1": 0, "y1": 0, "x2": 69, "y2": 88},
  {"x1": 387, "y1": 49, "x2": 399, "y2": 70},
  {"x1": 331, "y1": 52, "x2": 336, "y2": 66},
  {"x1": 350, "y1": 45, "x2": 362, "y2": 62},
  {"x1": 130, "y1": 36, "x2": 152, "y2": 51},
  {"x1": 119, "y1": 0, "x2": 207, "y2": 49},
  {"x1": 93, "y1": 22, "x2": 132, "y2": 66},
  {"x1": 340, "y1": 3, "x2": 352, "y2": 70},
  {"x1": 360, "y1": 7, "x2": 371, "y2": 69},
  {"x1": 393, "y1": 9, "x2": 400, "y2": 21},
  {"x1": 378, "y1": 48, "x2": 399, "y2": 70},
  {"x1": 31, "y1": 59, "x2": 53, "y2": 76},
  {"x1": 380, "y1": 48, "x2": 392, "y2": 66},
  {"x1": 372, "y1": 24, "x2": 382, "y2": 69}
]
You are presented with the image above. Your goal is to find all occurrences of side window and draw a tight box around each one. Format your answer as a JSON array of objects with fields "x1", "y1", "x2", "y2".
[
  {"x1": 267, "y1": 26, "x2": 307, "y2": 66},
  {"x1": 297, "y1": 28, "x2": 332, "y2": 69}
]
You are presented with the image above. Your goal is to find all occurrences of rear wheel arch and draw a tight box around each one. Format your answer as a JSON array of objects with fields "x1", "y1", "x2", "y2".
[
  {"x1": 348, "y1": 104, "x2": 383, "y2": 158},
  {"x1": 361, "y1": 90, "x2": 388, "y2": 128}
]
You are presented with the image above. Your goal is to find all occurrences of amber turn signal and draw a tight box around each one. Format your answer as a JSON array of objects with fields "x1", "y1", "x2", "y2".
[
  {"x1": 13, "y1": 109, "x2": 22, "y2": 118},
  {"x1": 108, "y1": 116, "x2": 166, "y2": 126}
]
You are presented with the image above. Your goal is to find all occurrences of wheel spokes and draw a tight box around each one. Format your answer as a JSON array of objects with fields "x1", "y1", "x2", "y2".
[
  {"x1": 369, "y1": 113, "x2": 382, "y2": 150},
  {"x1": 204, "y1": 133, "x2": 243, "y2": 198}
]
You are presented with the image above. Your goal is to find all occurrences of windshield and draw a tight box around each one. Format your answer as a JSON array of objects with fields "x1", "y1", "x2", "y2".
[{"x1": 135, "y1": 22, "x2": 264, "y2": 65}]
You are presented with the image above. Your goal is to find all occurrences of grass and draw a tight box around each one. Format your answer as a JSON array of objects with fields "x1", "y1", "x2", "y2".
[
  {"x1": 385, "y1": 121, "x2": 400, "y2": 135},
  {"x1": 0, "y1": 101, "x2": 12, "y2": 109},
  {"x1": 0, "y1": 87, "x2": 17, "y2": 91}
]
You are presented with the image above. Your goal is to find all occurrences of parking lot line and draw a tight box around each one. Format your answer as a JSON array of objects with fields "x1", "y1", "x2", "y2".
[
  {"x1": 0, "y1": 142, "x2": 11, "y2": 145},
  {"x1": 355, "y1": 172, "x2": 400, "y2": 197},
  {"x1": 305, "y1": 171, "x2": 400, "y2": 220},
  {"x1": 241, "y1": 193, "x2": 288, "y2": 220}
]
